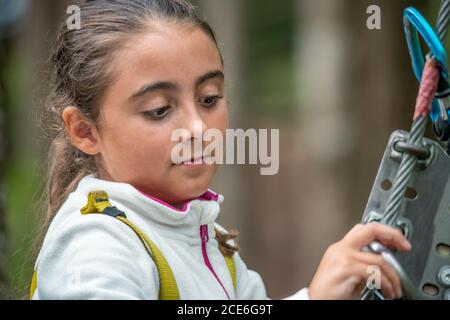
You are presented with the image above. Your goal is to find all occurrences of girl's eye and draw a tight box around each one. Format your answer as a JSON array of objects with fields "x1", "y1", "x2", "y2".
[
  {"x1": 143, "y1": 106, "x2": 172, "y2": 120},
  {"x1": 199, "y1": 95, "x2": 224, "y2": 108}
]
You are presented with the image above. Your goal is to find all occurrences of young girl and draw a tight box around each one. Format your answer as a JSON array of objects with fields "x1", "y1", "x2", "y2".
[{"x1": 31, "y1": 0, "x2": 411, "y2": 300}]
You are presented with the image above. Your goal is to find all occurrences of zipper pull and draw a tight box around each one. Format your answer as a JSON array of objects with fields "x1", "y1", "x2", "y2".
[{"x1": 200, "y1": 224, "x2": 209, "y2": 243}]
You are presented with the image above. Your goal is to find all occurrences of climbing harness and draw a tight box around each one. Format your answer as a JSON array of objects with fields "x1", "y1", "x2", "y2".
[
  {"x1": 361, "y1": 1, "x2": 450, "y2": 300},
  {"x1": 29, "y1": 190, "x2": 237, "y2": 300}
]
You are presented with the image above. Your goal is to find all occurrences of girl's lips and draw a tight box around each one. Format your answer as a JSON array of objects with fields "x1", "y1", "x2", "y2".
[
  {"x1": 183, "y1": 156, "x2": 204, "y2": 164},
  {"x1": 178, "y1": 155, "x2": 213, "y2": 165},
  {"x1": 172, "y1": 155, "x2": 213, "y2": 166},
  {"x1": 181, "y1": 162, "x2": 205, "y2": 167},
  {"x1": 181, "y1": 157, "x2": 206, "y2": 167}
]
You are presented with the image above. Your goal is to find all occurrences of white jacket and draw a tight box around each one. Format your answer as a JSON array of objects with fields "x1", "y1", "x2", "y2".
[{"x1": 32, "y1": 174, "x2": 309, "y2": 300}]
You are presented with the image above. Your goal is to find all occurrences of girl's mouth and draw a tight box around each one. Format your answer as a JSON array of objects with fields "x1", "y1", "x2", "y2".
[
  {"x1": 171, "y1": 151, "x2": 215, "y2": 167},
  {"x1": 182, "y1": 155, "x2": 205, "y2": 166},
  {"x1": 175, "y1": 154, "x2": 213, "y2": 167}
]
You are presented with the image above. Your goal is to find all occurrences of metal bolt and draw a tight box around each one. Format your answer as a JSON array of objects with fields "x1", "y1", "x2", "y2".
[
  {"x1": 438, "y1": 265, "x2": 450, "y2": 287},
  {"x1": 395, "y1": 218, "x2": 412, "y2": 240}
]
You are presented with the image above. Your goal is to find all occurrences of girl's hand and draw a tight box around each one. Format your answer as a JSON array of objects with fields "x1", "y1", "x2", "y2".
[{"x1": 308, "y1": 223, "x2": 412, "y2": 300}]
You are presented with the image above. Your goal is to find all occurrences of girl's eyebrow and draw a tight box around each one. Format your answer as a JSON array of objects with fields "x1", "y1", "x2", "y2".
[
  {"x1": 195, "y1": 70, "x2": 224, "y2": 87},
  {"x1": 129, "y1": 70, "x2": 225, "y2": 101}
]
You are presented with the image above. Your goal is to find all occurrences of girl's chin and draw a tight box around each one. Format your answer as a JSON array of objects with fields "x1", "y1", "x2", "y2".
[
  {"x1": 172, "y1": 164, "x2": 216, "y2": 189},
  {"x1": 175, "y1": 186, "x2": 209, "y2": 202}
]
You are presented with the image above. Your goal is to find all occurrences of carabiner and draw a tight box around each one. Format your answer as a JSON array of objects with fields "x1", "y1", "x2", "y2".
[{"x1": 403, "y1": 7, "x2": 449, "y2": 123}]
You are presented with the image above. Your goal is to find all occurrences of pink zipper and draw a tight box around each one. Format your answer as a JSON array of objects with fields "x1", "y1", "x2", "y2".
[{"x1": 200, "y1": 224, "x2": 231, "y2": 300}]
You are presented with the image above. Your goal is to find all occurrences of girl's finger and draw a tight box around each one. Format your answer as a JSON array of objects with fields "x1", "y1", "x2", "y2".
[
  {"x1": 354, "y1": 251, "x2": 402, "y2": 299},
  {"x1": 343, "y1": 223, "x2": 411, "y2": 251}
]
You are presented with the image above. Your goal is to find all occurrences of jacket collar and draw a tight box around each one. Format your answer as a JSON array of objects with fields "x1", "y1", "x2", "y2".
[{"x1": 74, "y1": 174, "x2": 224, "y2": 242}]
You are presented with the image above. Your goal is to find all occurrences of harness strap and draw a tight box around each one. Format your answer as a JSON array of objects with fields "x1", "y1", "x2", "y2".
[
  {"x1": 29, "y1": 270, "x2": 37, "y2": 300},
  {"x1": 223, "y1": 254, "x2": 236, "y2": 290}
]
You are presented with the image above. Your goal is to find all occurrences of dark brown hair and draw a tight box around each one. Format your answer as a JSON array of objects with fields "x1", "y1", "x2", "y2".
[{"x1": 43, "y1": 0, "x2": 238, "y2": 255}]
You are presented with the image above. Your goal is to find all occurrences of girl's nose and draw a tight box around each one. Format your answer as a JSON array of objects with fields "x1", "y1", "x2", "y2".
[
  {"x1": 181, "y1": 102, "x2": 208, "y2": 140},
  {"x1": 174, "y1": 103, "x2": 208, "y2": 159}
]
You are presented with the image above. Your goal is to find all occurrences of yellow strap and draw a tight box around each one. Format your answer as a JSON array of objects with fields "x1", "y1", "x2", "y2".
[
  {"x1": 224, "y1": 254, "x2": 237, "y2": 290},
  {"x1": 29, "y1": 270, "x2": 37, "y2": 299},
  {"x1": 116, "y1": 216, "x2": 180, "y2": 300},
  {"x1": 80, "y1": 190, "x2": 114, "y2": 214}
]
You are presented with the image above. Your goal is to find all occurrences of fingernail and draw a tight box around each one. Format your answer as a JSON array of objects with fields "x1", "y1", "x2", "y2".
[
  {"x1": 387, "y1": 288, "x2": 395, "y2": 300},
  {"x1": 404, "y1": 240, "x2": 412, "y2": 250}
]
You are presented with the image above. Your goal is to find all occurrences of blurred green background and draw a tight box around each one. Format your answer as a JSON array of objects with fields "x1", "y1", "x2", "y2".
[{"x1": 0, "y1": 0, "x2": 446, "y2": 299}]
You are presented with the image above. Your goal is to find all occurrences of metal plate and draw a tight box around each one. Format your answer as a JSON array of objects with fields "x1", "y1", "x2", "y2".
[{"x1": 362, "y1": 130, "x2": 450, "y2": 299}]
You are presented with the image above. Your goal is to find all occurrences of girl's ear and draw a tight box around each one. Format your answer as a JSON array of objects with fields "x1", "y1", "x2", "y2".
[{"x1": 62, "y1": 106, "x2": 100, "y2": 155}]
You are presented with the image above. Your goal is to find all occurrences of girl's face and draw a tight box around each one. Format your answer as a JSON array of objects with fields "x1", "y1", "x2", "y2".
[{"x1": 93, "y1": 23, "x2": 228, "y2": 208}]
